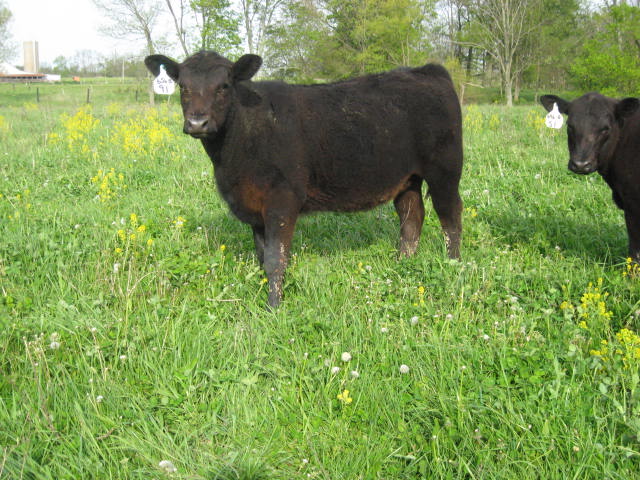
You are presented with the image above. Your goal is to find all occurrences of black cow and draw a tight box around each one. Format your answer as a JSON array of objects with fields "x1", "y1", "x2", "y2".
[
  {"x1": 541, "y1": 92, "x2": 640, "y2": 261},
  {"x1": 146, "y1": 51, "x2": 463, "y2": 307}
]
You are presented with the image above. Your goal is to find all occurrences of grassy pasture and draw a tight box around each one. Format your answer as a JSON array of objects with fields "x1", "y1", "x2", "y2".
[{"x1": 1, "y1": 83, "x2": 639, "y2": 479}]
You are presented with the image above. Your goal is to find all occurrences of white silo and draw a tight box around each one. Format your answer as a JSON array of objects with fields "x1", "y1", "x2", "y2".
[{"x1": 23, "y1": 41, "x2": 40, "y2": 73}]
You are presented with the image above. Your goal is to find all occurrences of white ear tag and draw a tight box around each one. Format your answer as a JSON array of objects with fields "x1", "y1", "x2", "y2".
[
  {"x1": 545, "y1": 102, "x2": 563, "y2": 129},
  {"x1": 153, "y1": 65, "x2": 176, "y2": 95}
]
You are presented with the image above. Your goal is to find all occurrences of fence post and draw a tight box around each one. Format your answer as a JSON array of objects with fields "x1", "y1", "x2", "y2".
[
  {"x1": 36, "y1": 87, "x2": 40, "y2": 103},
  {"x1": 86, "y1": 87, "x2": 91, "y2": 104}
]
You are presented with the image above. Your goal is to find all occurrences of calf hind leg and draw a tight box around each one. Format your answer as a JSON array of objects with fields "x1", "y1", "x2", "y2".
[
  {"x1": 429, "y1": 183, "x2": 462, "y2": 259},
  {"x1": 394, "y1": 177, "x2": 425, "y2": 257}
]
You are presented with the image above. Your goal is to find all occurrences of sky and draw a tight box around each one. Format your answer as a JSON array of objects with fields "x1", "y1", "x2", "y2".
[{"x1": 5, "y1": 0, "x2": 142, "y2": 66}]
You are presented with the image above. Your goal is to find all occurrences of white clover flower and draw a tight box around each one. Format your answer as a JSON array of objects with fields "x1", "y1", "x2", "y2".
[
  {"x1": 482, "y1": 334, "x2": 490, "y2": 341},
  {"x1": 341, "y1": 352, "x2": 352, "y2": 362},
  {"x1": 119, "y1": 355, "x2": 127, "y2": 361},
  {"x1": 158, "y1": 460, "x2": 177, "y2": 473},
  {"x1": 350, "y1": 370, "x2": 360, "y2": 378},
  {"x1": 113, "y1": 263, "x2": 121, "y2": 273},
  {"x1": 399, "y1": 364, "x2": 410, "y2": 374},
  {"x1": 445, "y1": 314, "x2": 453, "y2": 320},
  {"x1": 331, "y1": 366, "x2": 340, "y2": 374},
  {"x1": 380, "y1": 327, "x2": 389, "y2": 333},
  {"x1": 49, "y1": 341, "x2": 61, "y2": 350},
  {"x1": 96, "y1": 395, "x2": 104, "y2": 403},
  {"x1": 410, "y1": 316, "x2": 419, "y2": 326}
]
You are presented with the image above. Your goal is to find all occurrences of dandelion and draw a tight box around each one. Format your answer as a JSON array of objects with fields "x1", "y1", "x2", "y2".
[
  {"x1": 158, "y1": 460, "x2": 178, "y2": 473},
  {"x1": 173, "y1": 216, "x2": 186, "y2": 228},
  {"x1": 482, "y1": 334, "x2": 490, "y2": 341},
  {"x1": 341, "y1": 352, "x2": 352, "y2": 362},
  {"x1": 49, "y1": 341, "x2": 61, "y2": 350},
  {"x1": 96, "y1": 395, "x2": 104, "y2": 403},
  {"x1": 119, "y1": 355, "x2": 127, "y2": 361},
  {"x1": 399, "y1": 364, "x2": 410, "y2": 374},
  {"x1": 410, "y1": 316, "x2": 419, "y2": 326},
  {"x1": 380, "y1": 327, "x2": 389, "y2": 333},
  {"x1": 331, "y1": 366, "x2": 340, "y2": 375},
  {"x1": 113, "y1": 262, "x2": 121, "y2": 273},
  {"x1": 350, "y1": 370, "x2": 360, "y2": 378},
  {"x1": 337, "y1": 389, "x2": 353, "y2": 405}
]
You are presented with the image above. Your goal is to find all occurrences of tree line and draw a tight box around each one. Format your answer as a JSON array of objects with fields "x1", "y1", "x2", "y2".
[{"x1": 2, "y1": 1, "x2": 639, "y2": 104}]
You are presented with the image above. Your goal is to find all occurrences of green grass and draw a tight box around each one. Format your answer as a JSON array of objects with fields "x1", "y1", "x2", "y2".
[{"x1": 1, "y1": 89, "x2": 640, "y2": 479}]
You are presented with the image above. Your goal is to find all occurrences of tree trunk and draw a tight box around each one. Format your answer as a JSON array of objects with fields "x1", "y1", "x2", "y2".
[{"x1": 504, "y1": 75, "x2": 513, "y2": 107}]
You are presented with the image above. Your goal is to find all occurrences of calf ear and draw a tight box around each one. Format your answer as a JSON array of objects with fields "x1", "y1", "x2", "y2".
[
  {"x1": 144, "y1": 55, "x2": 180, "y2": 81},
  {"x1": 540, "y1": 95, "x2": 569, "y2": 114},
  {"x1": 615, "y1": 97, "x2": 640, "y2": 121},
  {"x1": 232, "y1": 54, "x2": 262, "y2": 81}
]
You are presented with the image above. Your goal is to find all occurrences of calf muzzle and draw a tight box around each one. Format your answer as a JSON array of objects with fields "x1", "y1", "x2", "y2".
[
  {"x1": 568, "y1": 158, "x2": 596, "y2": 175},
  {"x1": 184, "y1": 116, "x2": 216, "y2": 138}
]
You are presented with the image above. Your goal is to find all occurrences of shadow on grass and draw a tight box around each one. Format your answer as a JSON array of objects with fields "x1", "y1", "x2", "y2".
[
  {"x1": 485, "y1": 208, "x2": 627, "y2": 265},
  {"x1": 194, "y1": 205, "x2": 428, "y2": 257}
]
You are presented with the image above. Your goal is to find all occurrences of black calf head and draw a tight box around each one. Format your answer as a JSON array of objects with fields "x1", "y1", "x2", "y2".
[
  {"x1": 145, "y1": 52, "x2": 263, "y2": 139},
  {"x1": 541, "y1": 93, "x2": 639, "y2": 174}
]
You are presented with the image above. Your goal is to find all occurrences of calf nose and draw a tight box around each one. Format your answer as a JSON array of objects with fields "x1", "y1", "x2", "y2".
[
  {"x1": 184, "y1": 117, "x2": 209, "y2": 133},
  {"x1": 184, "y1": 115, "x2": 214, "y2": 135},
  {"x1": 568, "y1": 158, "x2": 596, "y2": 174}
]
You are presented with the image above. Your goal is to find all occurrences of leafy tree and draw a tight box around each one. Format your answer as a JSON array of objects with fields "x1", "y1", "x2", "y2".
[
  {"x1": 264, "y1": 1, "x2": 328, "y2": 81},
  {"x1": 570, "y1": 4, "x2": 640, "y2": 96},
  {"x1": 190, "y1": 0, "x2": 242, "y2": 55},
  {"x1": 527, "y1": 0, "x2": 584, "y2": 92}
]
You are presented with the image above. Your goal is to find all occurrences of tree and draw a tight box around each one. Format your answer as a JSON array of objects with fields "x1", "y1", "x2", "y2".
[
  {"x1": 240, "y1": 0, "x2": 286, "y2": 56},
  {"x1": 92, "y1": 0, "x2": 161, "y2": 56},
  {"x1": 93, "y1": 0, "x2": 162, "y2": 102},
  {"x1": 461, "y1": 0, "x2": 544, "y2": 106},
  {"x1": 0, "y1": 1, "x2": 15, "y2": 63},
  {"x1": 264, "y1": 1, "x2": 328, "y2": 81},
  {"x1": 527, "y1": 0, "x2": 584, "y2": 92},
  {"x1": 165, "y1": 0, "x2": 190, "y2": 56},
  {"x1": 570, "y1": 4, "x2": 640, "y2": 96},
  {"x1": 190, "y1": 0, "x2": 242, "y2": 55}
]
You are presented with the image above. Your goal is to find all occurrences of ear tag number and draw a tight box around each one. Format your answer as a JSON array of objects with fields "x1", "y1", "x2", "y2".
[
  {"x1": 153, "y1": 65, "x2": 176, "y2": 95},
  {"x1": 545, "y1": 102, "x2": 563, "y2": 129}
]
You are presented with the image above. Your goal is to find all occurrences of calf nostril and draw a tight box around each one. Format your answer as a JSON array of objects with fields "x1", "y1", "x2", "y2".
[{"x1": 187, "y1": 117, "x2": 208, "y2": 131}]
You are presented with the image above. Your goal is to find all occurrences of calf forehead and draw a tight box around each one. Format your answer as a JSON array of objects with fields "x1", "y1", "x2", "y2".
[
  {"x1": 180, "y1": 65, "x2": 228, "y2": 87},
  {"x1": 180, "y1": 54, "x2": 232, "y2": 85},
  {"x1": 570, "y1": 94, "x2": 613, "y2": 119}
]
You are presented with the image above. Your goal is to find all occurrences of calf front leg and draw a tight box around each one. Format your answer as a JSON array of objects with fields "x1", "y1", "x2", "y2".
[{"x1": 262, "y1": 191, "x2": 300, "y2": 308}]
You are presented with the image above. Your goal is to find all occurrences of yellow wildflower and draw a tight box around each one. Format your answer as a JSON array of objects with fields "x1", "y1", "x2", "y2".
[{"x1": 337, "y1": 389, "x2": 353, "y2": 405}]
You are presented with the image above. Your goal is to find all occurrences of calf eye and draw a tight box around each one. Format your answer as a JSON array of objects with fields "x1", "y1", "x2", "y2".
[{"x1": 600, "y1": 126, "x2": 610, "y2": 135}]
